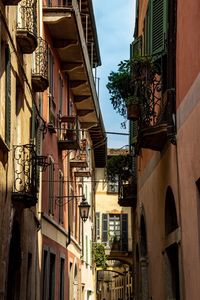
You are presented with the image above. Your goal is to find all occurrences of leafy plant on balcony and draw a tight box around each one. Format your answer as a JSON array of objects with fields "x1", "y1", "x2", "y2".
[
  {"x1": 107, "y1": 57, "x2": 159, "y2": 127},
  {"x1": 93, "y1": 243, "x2": 107, "y2": 269},
  {"x1": 107, "y1": 155, "x2": 132, "y2": 183}
]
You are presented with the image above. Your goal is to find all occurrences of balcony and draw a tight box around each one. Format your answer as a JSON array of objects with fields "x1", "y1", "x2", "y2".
[
  {"x1": 43, "y1": 0, "x2": 101, "y2": 128},
  {"x1": 32, "y1": 37, "x2": 49, "y2": 92},
  {"x1": 12, "y1": 144, "x2": 38, "y2": 208},
  {"x1": 47, "y1": 96, "x2": 57, "y2": 133},
  {"x1": 16, "y1": 0, "x2": 37, "y2": 54},
  {"x1": 70, "y1": 148, "x2": 88, "y2": 169},
  {"x1": 139, "y1": 122, "x2": 168, "y2": 151},
  {"x1": 132, "y1": 59, "x2": 176, "y2": 152},
  {"x1": 57, "y1": 116, "x2": 79, "y2": 150},
  {"x1": 118, "y1": 181, "x2": 137, "y2": 207},
  {"x1": 74, "y1": 168, "x2": 91, "y2": 177}
]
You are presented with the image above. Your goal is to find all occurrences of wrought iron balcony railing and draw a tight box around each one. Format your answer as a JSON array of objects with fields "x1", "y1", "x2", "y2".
[
  {"x1": 16, "y1": 0, "x2": 37, "y2": 54},
  {"x1": 118, "y1": 180, "x2": 137, "y2": 208},
  {"x1": 57, "y1": 116, "x2": 80, "y2": 150},
  {"x1": 69, "y1": 138, "x2": 91, "y2": 168},
  {"x1": 132, "y1": 58, "x2": 176, "y2": 152},
  {"x1": 32, "y1": 37, "x2": 49, "y2": 92},
  {"x1": 12, "y1": 144, "x2": 37, "y2": 208},
  {"x1": 12, "y1": 144, "x2": 49, "y2": 208}
]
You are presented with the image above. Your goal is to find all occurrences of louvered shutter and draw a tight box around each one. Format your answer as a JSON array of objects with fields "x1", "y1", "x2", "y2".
[
  {"x1": 130, "y1": 36, "x2": 142, "y2": 59},
  {"x1": 121, "y1": 214, "x2": 128, "y2": 251},
  {"x1": 151, "y1": 0, "x2": 168, "y2": 55},
  {"x1": 96, "y1": 212, "x2": 100, "y2": 239},
  {"x1": 5, "y1": 46, "x2": 11, "y2": 146},
  {"x1": 102, "y1": 214, "x2": 108, "y2": 243},
  {"x1": 144, "y1": 5, "x2": 151, "y2": 56},
  {"x1": 129, "y1": 120, "x2": 138, "y2": 146}
]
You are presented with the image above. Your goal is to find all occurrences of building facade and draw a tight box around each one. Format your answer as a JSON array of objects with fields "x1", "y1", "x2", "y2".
[
  {"x1": 0, "y1": 0, "x2": 42, "y2": 298},
  {"x1": 95, "y1": 148, "x2": 134, "y2": 300},
  {"x1": 131, "y1": 0, "x2": 200, "y2": 299},
  {"x1": 0, "y1": 0, "x2": 106, "y2": 299}
]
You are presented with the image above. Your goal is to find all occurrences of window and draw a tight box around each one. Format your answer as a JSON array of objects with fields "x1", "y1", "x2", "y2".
[
  {"x1": 42, "y1": 250, "x2": 48, "y2": 300},
  {"x1": 48, "y1": 157, "x2": 54, "y2": 215},
  {"x1": 58, "y1": 74, "x2": 63, "y2": 115},
  {"x1": 48, "y1": 49, "x2": 56, "y2": 126},
  {"x1": 59, "y1": 257, "x2": 65, "y2": 300},
  {"x1": 49, "y1": 253, "x2": 56, "y2": 300},
  {"x1": 48, "y1": 49, "x2": 54, "y2": 98},
  {"x1": 107, "y1": 180, "x2": 118, "y2": 193},
  {"x1": 109, "y1": 214, "x2": 121, "y2": 241},
  {"x1": 5, "y1": 46, "x2": 11, "y2": 146},
  {"x1": 58, "y1": 170, "x2": 64, "y2": 223},
  {"x1": 101, "y1": 213, "x2": 128, "y2": 251}
]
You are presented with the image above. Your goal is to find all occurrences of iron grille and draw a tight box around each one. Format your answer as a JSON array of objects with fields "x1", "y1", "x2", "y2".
[
  {"x1": 13, "y1": 144, "x2": 37, "y2": 196},
  {"x1": 17, "y1": 0, "x2": 37, "y2": 37},
  {"x1": 32, "y1": 37, "x2": 48, "y2": 80}
]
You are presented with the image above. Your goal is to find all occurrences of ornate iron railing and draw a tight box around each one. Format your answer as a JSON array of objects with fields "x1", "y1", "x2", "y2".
[
  {"x1": 17, "y1": 0, "x2": 37, "y2": 37},
  {"x1": 58, "y1": 116, "x2": 79, "y2": 142},
  {"x1": 32, "y1": 37, "x2": 48, "y2": 81},
  {"x1": 13, "y1": 144, "x2": 37, "y2": 197},
  {"x1": 132, "y1": 60, "x2": 164, "y2": 128},
  {"x1": 12, "y1": 144, "x2": 48, "y2": 199}
]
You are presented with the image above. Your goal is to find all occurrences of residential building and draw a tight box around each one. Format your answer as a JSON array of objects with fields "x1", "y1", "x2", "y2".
[
  {"x1": 131, "y1": 0, "x2": 200, "y2": 299},
  {"x1": 0, "y1": 0, "x2": 42, "y2": 298},
  {"x1": 0, "y1": 0, "x2": 106, "y2": 300},
  {"x1": 40, "y1": 0, "x2": 106, "y2": 299},
  {"x1": 95, "y1": 148, "x2": 134, "y2": 300}
]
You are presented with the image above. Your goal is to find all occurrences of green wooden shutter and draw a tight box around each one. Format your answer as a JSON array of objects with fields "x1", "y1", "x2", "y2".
[
  {"x1": 151, "y1": 0, "x2": 168, "y2": 55},
  {"x1": 102, "y1": 213, "x2": 108, "y2": 243},
  {"x1": 121, "y1": 214, "x2": 128, "y2": 251},
  {"x1": 130, "y1": 36, "x2": 142, "y2": 59},
  {"x1": 129, "y1": 120, "x2": 138, "y2": 146},
  {"x1": 144, "y1": 5, "x2": 151, "y2": 56},
  {"x1": 96, "y1": 212, "x2": 100, "y2": 239},
  {"x1": 5, "y1": 46, "x2": 11, "y2": 146}
]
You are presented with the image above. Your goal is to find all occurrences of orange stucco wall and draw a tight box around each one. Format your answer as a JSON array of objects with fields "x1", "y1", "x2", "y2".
[
  {"x1": 176, "y1": 1, "x2": 200, "y2": 107},
  {"x1": 135, "y1": 0, "x2": 200, "y2": 298}
]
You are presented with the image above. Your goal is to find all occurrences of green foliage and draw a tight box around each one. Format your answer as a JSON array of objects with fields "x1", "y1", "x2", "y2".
[
  {"x1": 107, "y1": 155, "x2": 132, "y2": 182},
  {"x1": 93, "y1": 243, "x2": 107, "y2": 268},
  {"x1": 106, "y1": 60, "x2": 134, "y2": 118},
  {"x1": 106, "y1": 56, "x2": 158, "y2": 123}
]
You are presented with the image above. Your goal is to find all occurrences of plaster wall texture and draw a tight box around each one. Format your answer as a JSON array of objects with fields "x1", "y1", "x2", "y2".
[
  {"x1": 176, "y1": 76, "x2": 200, "y2": 299},
  {"x1": 137, "y1": 144, "x2": 179, "y2": 300}
]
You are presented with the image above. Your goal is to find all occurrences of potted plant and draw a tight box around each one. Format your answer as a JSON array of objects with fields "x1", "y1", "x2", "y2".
[{"x1": 107, "y1": 57, "x2": 157, "y2": 126}]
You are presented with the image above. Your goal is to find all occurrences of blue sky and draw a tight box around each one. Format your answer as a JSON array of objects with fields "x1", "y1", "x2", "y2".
[{"x1": 93, "y1": 0, "x2": 136, "y2": 149}]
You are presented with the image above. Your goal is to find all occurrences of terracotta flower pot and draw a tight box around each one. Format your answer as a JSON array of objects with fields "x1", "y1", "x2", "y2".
[{"x1": 127, "y1": 103, "x2": 140, "y2": 120}]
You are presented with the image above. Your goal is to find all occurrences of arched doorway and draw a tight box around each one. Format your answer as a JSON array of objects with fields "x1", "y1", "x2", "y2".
[{"x1": 165, "y1": 187, "x2": 180, "y2": 300}]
